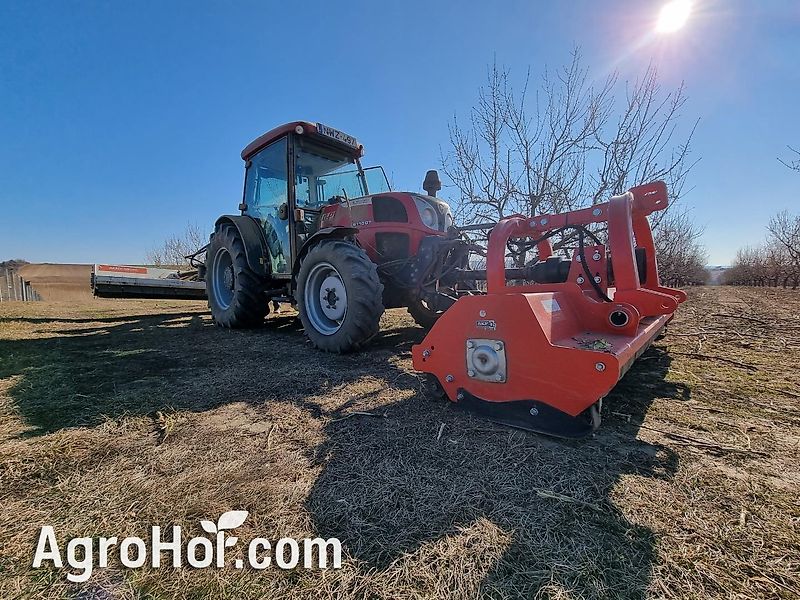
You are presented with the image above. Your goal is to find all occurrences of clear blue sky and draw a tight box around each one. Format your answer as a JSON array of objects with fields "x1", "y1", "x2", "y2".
[{"x1": 1, "y1": 0, "x2": 798, "y2": 265}]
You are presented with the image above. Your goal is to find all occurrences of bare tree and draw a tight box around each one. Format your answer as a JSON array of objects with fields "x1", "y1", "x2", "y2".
[
  {"x1": 444, "y1": 51, "x2": 614, "y2": 226},
  {"x1": 725, "y1": 246, "x2": 765, "y2": 287},
  {"x1": 766, "y1": 211, "x2": 800, "y2": 288},
  {"x1": 443, "y1": 50, "x2": 701, "y2": 277},
  {"x1": 768, "y1": 210, "x2": 800, "y2": 262},
  {"x1": 146, "y1": 223, "x2": 206, "y2": 268},
  {"x1": 779, "y1": 146, "x2": 800, "y2": 172},
  {"x1": 651, "y1": 207, "x2": 708, "y2": 286},
  {"x1": 725, "y1": 211, "x2": 800, "y2": 289}
]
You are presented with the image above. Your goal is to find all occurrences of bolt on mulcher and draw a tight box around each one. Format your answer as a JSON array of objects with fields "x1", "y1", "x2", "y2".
[{"x1": 412, "y1": 180, "x2": 685, "y2": 437}]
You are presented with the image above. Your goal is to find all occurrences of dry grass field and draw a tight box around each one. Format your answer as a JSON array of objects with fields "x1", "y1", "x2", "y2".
[
  {"x1": 0, "y1": 287, "x2": 798, "y2": 599},
  {"x1": 15, "y1": 264, "x2": 93, "y2": 302}
]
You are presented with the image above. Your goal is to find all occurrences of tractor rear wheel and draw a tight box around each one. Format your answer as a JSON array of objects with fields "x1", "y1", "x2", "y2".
[
  {"x1": 206, "y1": 224, "x2": 268, "y2": 328},
  {"x1": 295, "y1": 240, "x2": 384, "y2": 353}
]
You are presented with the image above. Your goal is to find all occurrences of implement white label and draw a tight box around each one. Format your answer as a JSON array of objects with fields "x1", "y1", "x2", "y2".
[
  {"x1": 541, "y1": 298, "x2": 561, "y2": 313},
  {"x1": 316, "y1": 123, "x2": 359, "y2": 148}
]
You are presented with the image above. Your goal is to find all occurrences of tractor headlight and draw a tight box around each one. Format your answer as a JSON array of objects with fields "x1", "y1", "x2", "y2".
[{"x1": 414, "y1": 198, "x2": 440, "y2": 230}]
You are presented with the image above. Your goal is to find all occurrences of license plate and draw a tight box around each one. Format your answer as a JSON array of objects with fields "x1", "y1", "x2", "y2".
[{"x1": 316, "y1": 123, "x2": 359, "y2": 148}]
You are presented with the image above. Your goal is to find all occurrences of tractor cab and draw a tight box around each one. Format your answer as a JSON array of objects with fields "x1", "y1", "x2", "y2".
[
  {"x1": 207, "y1": 120, "x2": 460, "y2": 353},
  {"x1": 239, "y1": 121, "x2": 390, "y2": 276}
]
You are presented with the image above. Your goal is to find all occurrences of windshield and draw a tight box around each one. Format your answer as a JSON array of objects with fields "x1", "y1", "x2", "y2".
[{"x1": 294, "y1": 140, "x2": 390, "y2": 209}]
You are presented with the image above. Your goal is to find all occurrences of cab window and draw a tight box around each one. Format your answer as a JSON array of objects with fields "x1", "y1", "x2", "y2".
[{"x1": 294, "y1": 141, "x2": 362, "y2": 209}]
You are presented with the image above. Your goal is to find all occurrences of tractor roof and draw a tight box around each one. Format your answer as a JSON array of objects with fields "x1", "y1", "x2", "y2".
[{"x1": 241, "y1": 121, "x2": 363, "y2": 161}]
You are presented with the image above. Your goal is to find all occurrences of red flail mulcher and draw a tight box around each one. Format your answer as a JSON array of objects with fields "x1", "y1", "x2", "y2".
[{"x1": 412, "y1": 181, "x2": 686, "y2": 438}]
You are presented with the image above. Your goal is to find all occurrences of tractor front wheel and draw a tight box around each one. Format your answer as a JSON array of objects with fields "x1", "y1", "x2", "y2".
[
  {"x1": 408, "y1": 281, "x2": 476, "y2": 329},
  {"x1": 407, "y1": 296, "x2": 454, "y2": 329},
  {"x1": 206, "y1": 224, "x2": 267, "y2": 328},
  {"x1": 296, "y1": 240, "x2": 384, "y2": 353}
]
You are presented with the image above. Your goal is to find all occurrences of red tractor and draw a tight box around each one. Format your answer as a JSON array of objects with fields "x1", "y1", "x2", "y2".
[{"x1": 204, "y1": 121, "x2": 470, "y2": 352}]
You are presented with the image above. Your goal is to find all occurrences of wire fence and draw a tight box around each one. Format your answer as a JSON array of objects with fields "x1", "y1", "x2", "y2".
[{"x1": 0, "y1": 269, "x2": 42, "y2": 302}]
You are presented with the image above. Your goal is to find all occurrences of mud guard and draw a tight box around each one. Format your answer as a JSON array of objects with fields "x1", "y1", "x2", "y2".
[
  {"x1": 214, "y1": 215, "x2": 270, "y2": 277},
  {"x1": 292, "y1": 226, "x2": 359, "y2": 279}
]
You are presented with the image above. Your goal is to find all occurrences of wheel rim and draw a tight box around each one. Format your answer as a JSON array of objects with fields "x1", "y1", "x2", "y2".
[
  {"x1": 211, "y1": 247, "x2": 235, "y2": 310},
  {"x1": 304, "y1": 261, "x2": 347, "y2": 335}
]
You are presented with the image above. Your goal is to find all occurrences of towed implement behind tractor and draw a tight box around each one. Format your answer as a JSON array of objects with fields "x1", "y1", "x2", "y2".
[{"x1": 412, "y1": 181, "x2": 686, "y2": 438}]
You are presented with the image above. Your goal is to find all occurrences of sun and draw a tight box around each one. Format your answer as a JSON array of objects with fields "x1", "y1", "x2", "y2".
[{"x1": 656, "y1": 0, "x2": 692, "y2": 33}]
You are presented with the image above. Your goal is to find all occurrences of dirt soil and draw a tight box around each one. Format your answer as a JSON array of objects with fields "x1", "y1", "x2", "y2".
[{"x1": 0, "y1": 287, "x2": 798, "y2": 599}]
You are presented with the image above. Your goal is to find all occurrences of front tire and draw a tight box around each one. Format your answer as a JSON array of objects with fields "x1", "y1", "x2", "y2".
[
  {"x1": 407, "y1": 297, "x2": 453, "y2": 329},
  {"x1": 408, "y1": 281, "x2": 476, "y2": 329},
  {"x1": 206, "y1": 224, "x2": 268, "y2": 328},
  {"x1": 295, "y1": 240, "x2": 384, "y2": 353}
]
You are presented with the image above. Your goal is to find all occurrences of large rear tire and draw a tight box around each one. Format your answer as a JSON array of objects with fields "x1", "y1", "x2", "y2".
[
  {"x1": 206, "y1": 224, "x2": 268, "y2": 328},
  {"x1": 295, "y1": 240, "x2": 384, "y2": 353}
]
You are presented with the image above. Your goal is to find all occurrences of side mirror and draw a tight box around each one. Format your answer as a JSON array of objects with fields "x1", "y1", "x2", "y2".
[{"x1": 422, "y1": 170, "x2": 442, "y2": 197}]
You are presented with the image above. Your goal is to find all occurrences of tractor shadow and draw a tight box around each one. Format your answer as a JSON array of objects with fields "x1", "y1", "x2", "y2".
[
  {"x1": 0, "y1": 306, "x2": 423, "y2": 437},
  {"x1": 0, "y1": 308, "x2": 318, "y2": 436},
  {"x1": 305, "y1": 336, "x2": 686, "y2": 598},
  {"x1": 0, "y1": 311, "x2": 211, "y2": 436}
]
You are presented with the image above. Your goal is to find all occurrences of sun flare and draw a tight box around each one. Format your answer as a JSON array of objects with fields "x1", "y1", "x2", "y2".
[{"x1": 656, "y1": 0, "x2": 692, "y2": 33}]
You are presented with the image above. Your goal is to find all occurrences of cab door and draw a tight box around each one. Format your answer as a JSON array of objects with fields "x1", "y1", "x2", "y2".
[{"x1": 242, "y1": 137, "x2": 292, "y2": 277}]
